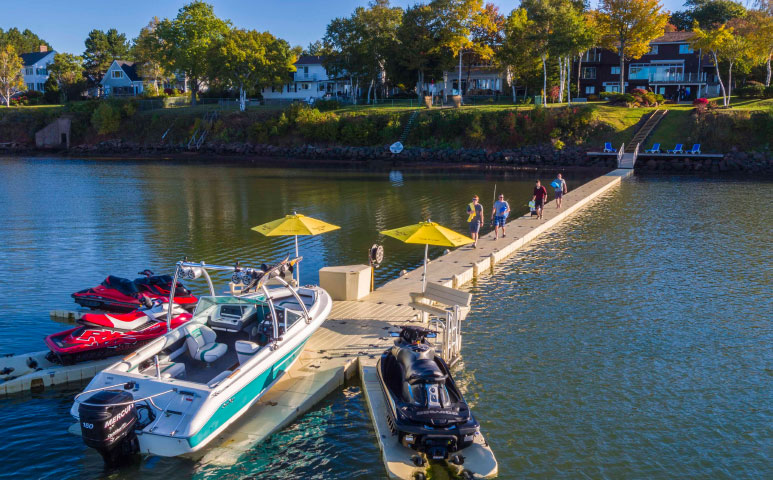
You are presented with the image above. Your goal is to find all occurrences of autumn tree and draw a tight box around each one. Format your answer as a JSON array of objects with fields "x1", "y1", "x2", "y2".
[
  {"x1": 83, "y1": 28, "x2": 131, "y2": 80},
  {"x1": 741, "y1": 9, "x2": 773, "y2": 86},
  {"x1": 0, "y1": 45, "x2": 25, "y2": 107},
  {"x1": 394, "y1": 3, "x2": 444, "y2": 99},
  {"x1": 157, "y1": 1, "x2": 231, "y2": 105},
  {"x1": 597, "y1": 0, "x2": 669, "y2": 93},
  {"x1": 132, "y1": 18, "x2": 167, "y2": 95},
  {"x1": 431, "y1": 0, "x2": 484, "y2": 100},
  {"x1": 462, "y1": 3, "x2": 503, "y2": 93},
  {"x1": 670, "y1": 0, "x2": 747, "y2": 31},
  {"x1": 209, "y1": 29, "x2": 296, "y2": 111}
]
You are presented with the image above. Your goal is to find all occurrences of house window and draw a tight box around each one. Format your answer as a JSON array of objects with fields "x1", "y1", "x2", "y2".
[
  {"x1": 648, "y1": 45, "x2": 659, "y2": 55},
  {"x1": 27, "y1": 83, "x2": 34, "y2": 90},
  {"x1": 302, "y1": 83, "x2": 309, "y2": 90},
  {"x1": 679, "y1": 44, "x2": 693, "y2": 54},
  {"x1": 36, "y1": 83, "x2": 44, "y2": 91},
  {"x1": 611, "y1": 66, "x2": 621, "y2": 75},
  {"x1": 582, "y1": 48, "x2": 601, "y2": 62},
  {"x1": 303, "y1": 66, "x2": 308, "y2": 74},
  {"x1": 603, "y1": 82, "x2": 627, "y2": 92},
  {"x1": 582, "y1": 67, "x2": 596, "y2": 80},
  {"x1": 319, "y1": 84, "x2": 325, "y2": 91},
  {"x1": 585, "y1": 85, "x2": 595, "y2": 94},
  {"x1": 25, "y1": 67, "x2": 33, "y2": 75},
  {"x1": 112, "y1": 70, "x2": 122, "y2": 78},
  {"x1": 36, "y1": 68, "x2": 47, "y2": 75}
]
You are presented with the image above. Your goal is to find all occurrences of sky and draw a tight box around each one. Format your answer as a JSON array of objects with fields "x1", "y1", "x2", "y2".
[{"x1": 2, "y1": 0, "x2": 686, "y2": 55}]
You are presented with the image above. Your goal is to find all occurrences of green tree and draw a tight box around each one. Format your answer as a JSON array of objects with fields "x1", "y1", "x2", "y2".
[
  {"x1": 0, "y1": 28, "x2": 52, "y2": 53},
  {"x1": 91, "y1": 103, "x2": 121, "y2": 134},
  {"x1": 741, "y1": 9, "x2": 773, "y2": 86},
  {"x1": 156, "y1": 1, "x2": 232, "y2": 105},
  {"x1": 132, "y1": 18, "x2": 167, "y2": 94},
  {"x1": 550, "y1": 1, "x2": 596, "y2": 103},
  {"x1": 0, "y1": 45, "x2": 25, "y2": 107},
  {"x1": 394, "y1": 3, "x2": 444, "y2": 99},
  {"x1": 463, "y1": 3, "x2": 503, "y2": 93},
  {"x1": 597, "y1": 0, "x2": 669, "y2": 93},
  {"x1": 691, "y1": 22, "x2": 733, "y2": 105},
  {"x1": 209, "y1": 29, "x2": 296, "y2": 111},
  {"x1": 431, "y1": 0, "x2": 484, "y2": 101},
  {"x1": 303, "y1": 40, "x2": 326, "y2": 56},
  {"x1": 83, "y1": 28, "x2": 131, "y2": 80},
  {"x1": 43, "y1": 75, "x2": 60, "y2": 104},
  {"x1": 521, "y1": 0, "x2": 558, "y2": 102},
  {"x1": 48, "y1": 53, "x2": 86, "y2": 101},
  {"x1": 324, "y1": 15, "x2": 366, "y2": 103},
  {"x1": 498, "y1": 8, "x2": 542, "y2": 101},
  {"x1": 670, "y1": 0, "x2": 747, "y2": 30}
]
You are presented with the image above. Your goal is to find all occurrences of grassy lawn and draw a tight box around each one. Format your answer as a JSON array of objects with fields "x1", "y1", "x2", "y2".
[{"x1": 0, "y1": 105, "x2": 64, "y2": 113}]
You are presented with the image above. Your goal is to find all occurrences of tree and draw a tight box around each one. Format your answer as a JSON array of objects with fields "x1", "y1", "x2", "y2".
[
  {"x1": 497, "y1": 8, "x2": 542, "y2": 101},
  {"x1": 394, "y1": 3, "x2": 443, "y2": 99},
  {"x1": 691, "y1": 22, "x2": 733, "y2": 105},
  {"x1": 670, "y1": 0, "x2": 747, "y2": 31},
  {"x1": 521, "y1": 0, "x2": 557, "y2": 102},
  {"x1": 157, "y1": 1, "x2": 232, "y2": 104},
  {"x1": 43, "y1": 75, "x2": 60, "y2": 104},
  {"x1": 132, "y1": 18, "x2": 167, "y2": 94},
  {"x1": 83, "y1": 28, "x2": 131, "y2": 80},
  {"x1": 0, "y1": 45, "x2": 25, "y2": 107},
  {"x1": 463, "y1": 3, "x2": 504, "y2": 93},
  {"x1": 597, "y1": 0, "x2": 669, "y2": 93},
  {"x1": 209, "y1": 29, "x2": 296, "y2": 111},
  {"x1": 48, "y1": 53, "x2": 86, "y2": 101},
  {"x1": 303, "y1": 40, "x2": 326, "y2": 56},
  {"x1": 741, "y1": 9, "x2": 773, "y2": 86},
  {"x1": 431, "y1": 0, "x2": 484, "y2": 101},
  {"x1": 0, "y1": 28, "x2": 52, "y2": 53},
  {"x1": 550, "y1": 0, "x2": 596, "y2": 103}
]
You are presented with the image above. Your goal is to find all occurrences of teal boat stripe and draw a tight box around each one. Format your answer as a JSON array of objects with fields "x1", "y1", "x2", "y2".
[
  {"x1": 188, "y1": 339, "x2": 308, "y2": 448},
  {"x1": 198, "y1": 344, "x2": 218, "y2": 361}
]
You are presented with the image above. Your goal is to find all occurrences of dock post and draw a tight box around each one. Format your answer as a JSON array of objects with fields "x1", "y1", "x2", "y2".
[{"x1": 489, "y1": 253, "x2": 496, "y2": 270}]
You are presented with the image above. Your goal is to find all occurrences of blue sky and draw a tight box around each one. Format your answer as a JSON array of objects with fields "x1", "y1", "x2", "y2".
[{"x1": 2, "y1": 0, "x2": 686, "y2": 55}]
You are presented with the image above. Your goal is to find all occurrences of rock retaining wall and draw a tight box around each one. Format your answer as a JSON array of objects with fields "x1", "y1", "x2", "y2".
[{"x1": 634, "y1": 150, "x2": 772, "y2": 174}]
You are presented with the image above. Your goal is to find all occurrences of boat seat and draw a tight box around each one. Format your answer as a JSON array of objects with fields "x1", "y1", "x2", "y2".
[
  {"x1": 183, "y1": 324, "x2": 227, "y2": 363},
  {"x1": 235, "y1": 340, "x2": 261, "y2": 365},
  {"x1": 405, "y1": 358, "x2": 447, "y2": 385},
  {"x1": 160, "y1": 362, "x2": 186, "y2": 379}
]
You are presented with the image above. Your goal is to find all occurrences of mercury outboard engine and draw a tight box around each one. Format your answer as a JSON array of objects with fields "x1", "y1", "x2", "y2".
[
  {"x1": 377, "y1": 326, "x2": 479, "y2": 461},
  {"x1": 78, "y1": 390, "x2": 139, "y2": 466}
]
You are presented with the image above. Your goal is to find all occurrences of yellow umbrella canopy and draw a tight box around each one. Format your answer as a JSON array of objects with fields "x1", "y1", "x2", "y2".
[
  {"x1": 252, "y1": 213, "x2": 340, "y2": 284},
  {"x1": 380, "y1": 221, "x2": 473, "y2": 247},
  {"x1": 380, "y1": 220, "x2": 473, "y2": 291},
  {"x1": 251, "y1": 213, "x2": 340, "y2": 237}
]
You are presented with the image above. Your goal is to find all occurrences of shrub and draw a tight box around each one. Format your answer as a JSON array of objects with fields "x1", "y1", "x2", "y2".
[
  {"x1": 765, "y1": 86, "x2": 773, "y2": 99},
  {"x1": 737, "y1": 81, "x2": 765, "y2": 99},
  {"x1": 43, "y1": 77, "x2": 60, "y2": 104},
  {"x1": 314, "y1": 99, "x2": 341, "y2": 111},
  {"x1": 91, "y1": 103, "x2": 121, "y2": 134},
  {"x1": 587, "y1": 94, "x2": 599, "y2": 101}
]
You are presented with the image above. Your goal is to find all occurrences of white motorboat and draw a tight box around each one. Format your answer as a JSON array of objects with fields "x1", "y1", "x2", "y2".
[{"x1": 69, "y1": 258, "x2": 332, "y2": 463}]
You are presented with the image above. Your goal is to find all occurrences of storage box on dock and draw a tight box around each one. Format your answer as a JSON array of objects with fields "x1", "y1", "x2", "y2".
[{"x1": 319, "y1": 265, "x2": 371, "y2": 301}]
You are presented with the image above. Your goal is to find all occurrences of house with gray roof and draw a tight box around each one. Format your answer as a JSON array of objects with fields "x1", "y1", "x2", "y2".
[
  {"x1": 100, "y1": 60, "x2": 144, "y2": 97},
  {"x1": 20, "y1": 46, "x2": 56, "y2": 92}
]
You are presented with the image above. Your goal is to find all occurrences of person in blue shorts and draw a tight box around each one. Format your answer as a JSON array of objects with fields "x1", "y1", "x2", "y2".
[
  {"x1": 553, "y1": 173, "x2": 568, "y2": 209},
  {"x1": 491, "y1": 194, "x2": 510, "y2": 239}
]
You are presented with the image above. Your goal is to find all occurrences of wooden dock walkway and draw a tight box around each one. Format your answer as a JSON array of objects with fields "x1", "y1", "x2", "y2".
[{"x1": 203, "y1": 168, "x2": 632, "y2": 477}]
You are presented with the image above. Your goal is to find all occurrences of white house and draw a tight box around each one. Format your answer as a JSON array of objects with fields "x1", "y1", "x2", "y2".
[
  {"x1": 100, "y1": 60, "x2": 144, "y2": 97},
  {"x1": 20, "y1": 46, "x2": 56, "y2": 92},
  {"x1": 261, "y1": 55, "x2": 350, "y2": 101}
]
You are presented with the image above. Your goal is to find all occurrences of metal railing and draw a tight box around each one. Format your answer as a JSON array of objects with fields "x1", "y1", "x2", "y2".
[
  {"x1": 428, "y1": 305, "x2": 462, "y2": 366},
  {"x1": 645, "y1": 72, "x2": 707, "y2": 83},
  {"x1": 617, "y1": 143, "x2": 625, "y2": 167}
]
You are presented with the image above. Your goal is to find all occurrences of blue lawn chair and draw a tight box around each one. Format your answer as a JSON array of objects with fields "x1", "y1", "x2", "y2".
[
  {"x1": 668, "y1": 144, "x2": 684, "y2": 154},
  {"x1": 645, "y1": 143, "x2": 661, "y2": 153},
  {"x1": 603, "y1": 142, "x2": 614, "y2": 153},
  {"x1": 687, "y1": 144, "x2": 701, "y2": 154}
]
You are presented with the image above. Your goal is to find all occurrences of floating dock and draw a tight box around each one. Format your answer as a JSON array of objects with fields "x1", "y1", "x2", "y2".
[{"x1": 9, "y1": 169, "x2": 631, "y2": 478}]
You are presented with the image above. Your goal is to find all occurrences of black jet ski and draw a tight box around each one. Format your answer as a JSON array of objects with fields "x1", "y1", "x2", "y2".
[{"x1": 377, "y1": 326, "x2": 479, "y2": 461}]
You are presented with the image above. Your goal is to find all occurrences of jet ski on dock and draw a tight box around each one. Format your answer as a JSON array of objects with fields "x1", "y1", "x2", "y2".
[
  {"x1": 72, "y1": 270, "x2": 197, "y2": 312},
  {"x1": 377, "y1": 326, "x2": 479, "y2": 461}
]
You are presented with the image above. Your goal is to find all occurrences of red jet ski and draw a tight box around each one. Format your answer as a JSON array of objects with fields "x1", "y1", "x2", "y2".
[
  {"x1": 72, "y1": 270, "x2": 197, "y2": 312},
  {"x1": 45, "y1": 299, "x2": 192, "y2": 365}
]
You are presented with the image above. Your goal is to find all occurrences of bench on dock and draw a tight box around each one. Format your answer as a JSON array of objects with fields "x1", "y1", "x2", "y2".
[{"x1": 409, "y1": 283, "x2": 472, "y2": 320}]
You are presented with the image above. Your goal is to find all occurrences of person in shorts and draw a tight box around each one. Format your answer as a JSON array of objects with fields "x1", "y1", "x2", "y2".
[
  {"x1": 532, "y1": 180, "x2": 547, "y2": 220},
  {"x1": 491, "y1": 194, "x2": 510, "y2": 239},
  {"x1": 466, "y1": 195, "x2": 484, "y2": 248},
  {"x1": 553, "y1": 173, "x2": 568, "y2": 209}
]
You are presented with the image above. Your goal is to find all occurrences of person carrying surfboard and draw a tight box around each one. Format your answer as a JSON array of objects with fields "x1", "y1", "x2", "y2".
[
  {"x1": 466, "y1": 195, "x2": 484, "y2": 248},
  {"x1": 491, "y1": 194, "x2": 510, "y2": 239},
  {"x1": 551, "y1": 173, "x2": 568, "y2": 209}
]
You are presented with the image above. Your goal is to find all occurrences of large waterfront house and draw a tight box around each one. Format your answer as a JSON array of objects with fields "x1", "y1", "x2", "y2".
[
  {"x1": 100, "y1": 60, "x2": 144, "y2": 97},
  {"x1": 260, "y1": 55, "x2": 351, "y2": 101},
  {"x1": 573, "y1": 31, "x2": 720, "y2": 101},
  {"x1": 20, "y1": 46, "x2": 56, "y2": 92}
]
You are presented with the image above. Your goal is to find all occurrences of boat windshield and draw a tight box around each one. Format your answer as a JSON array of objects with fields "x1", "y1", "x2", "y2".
[{"x1": 192, "y1": 295, "x2": 268, "y2": 322}]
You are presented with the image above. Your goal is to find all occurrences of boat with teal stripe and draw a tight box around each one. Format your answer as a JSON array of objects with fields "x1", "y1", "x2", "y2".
[{"x1": 69, "y1": 258, "x2": 332, "y2": 462}]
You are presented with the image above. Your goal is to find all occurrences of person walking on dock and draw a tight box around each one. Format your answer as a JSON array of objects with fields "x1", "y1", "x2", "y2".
[
  {"x1": 553, "y1": 173, "x2": 568, "y2": 209},
  {"x1": 532, "y1": 180, "x2": 547, "y2": 220},
  {"x1": 467, "y1": 195, "x2": 484, "y2": 248},
  {"x1": 491, "y1": 194, "x2": 510, "y2": 239}
]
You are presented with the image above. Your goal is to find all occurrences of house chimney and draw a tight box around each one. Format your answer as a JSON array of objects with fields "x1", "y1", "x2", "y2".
[{"x1": 39, "y1": 45, "x2": 48, "y2": 53}]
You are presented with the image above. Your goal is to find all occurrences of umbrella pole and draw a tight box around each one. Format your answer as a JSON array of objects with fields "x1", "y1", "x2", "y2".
[
  {"x1": 295, "y1": 235, "x2": 300, "y2": 285},
  {"x1": 422, "y1": 243, "x2": 428, "y2": 293}
]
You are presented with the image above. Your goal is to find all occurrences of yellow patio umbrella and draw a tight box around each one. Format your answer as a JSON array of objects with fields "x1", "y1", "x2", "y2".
[
  {"x1": 252, "y1": 212, "x2": 340, "y2": 284},
  {"x1": 380, "y1": 220, "x2": 473, "y2": 292}
]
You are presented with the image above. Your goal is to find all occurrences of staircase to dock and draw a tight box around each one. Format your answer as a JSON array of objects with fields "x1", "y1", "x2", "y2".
[
  {"x1": 398, "y1": 110, "x2": 419, "y2": 144},
  {"x1": 626, "y1": 109, "x2": 668, "y2": 153},
  {"x1": 187, "y1": 111, "x2": 218, "y2": 150}
]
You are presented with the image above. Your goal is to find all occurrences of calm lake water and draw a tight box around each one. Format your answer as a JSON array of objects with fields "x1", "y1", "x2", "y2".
[{"x1": 0, "y1": 158, "x2": 770, "y2": 479}]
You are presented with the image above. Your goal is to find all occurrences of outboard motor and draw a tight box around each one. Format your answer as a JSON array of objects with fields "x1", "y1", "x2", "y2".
[{"x1": 78, "y1": 390, "x2": 139, "y2": 465}]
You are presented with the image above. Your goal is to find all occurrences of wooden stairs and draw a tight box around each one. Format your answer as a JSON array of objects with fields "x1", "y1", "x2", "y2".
[
  {"x1": 398, "y1": 110, "x2": 419, "y2": 144},
  {"x1": 625, "y1": 109, "x2": 668, "y2": 153}
]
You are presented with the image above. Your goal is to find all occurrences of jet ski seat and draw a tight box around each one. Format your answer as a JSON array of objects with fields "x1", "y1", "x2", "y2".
[
  {"x1": 183, "y1": 324, "x2": 227, "y2": 363},
  {"x1": 405, "y1": 358, "x2": 447, "y2": 384}
]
